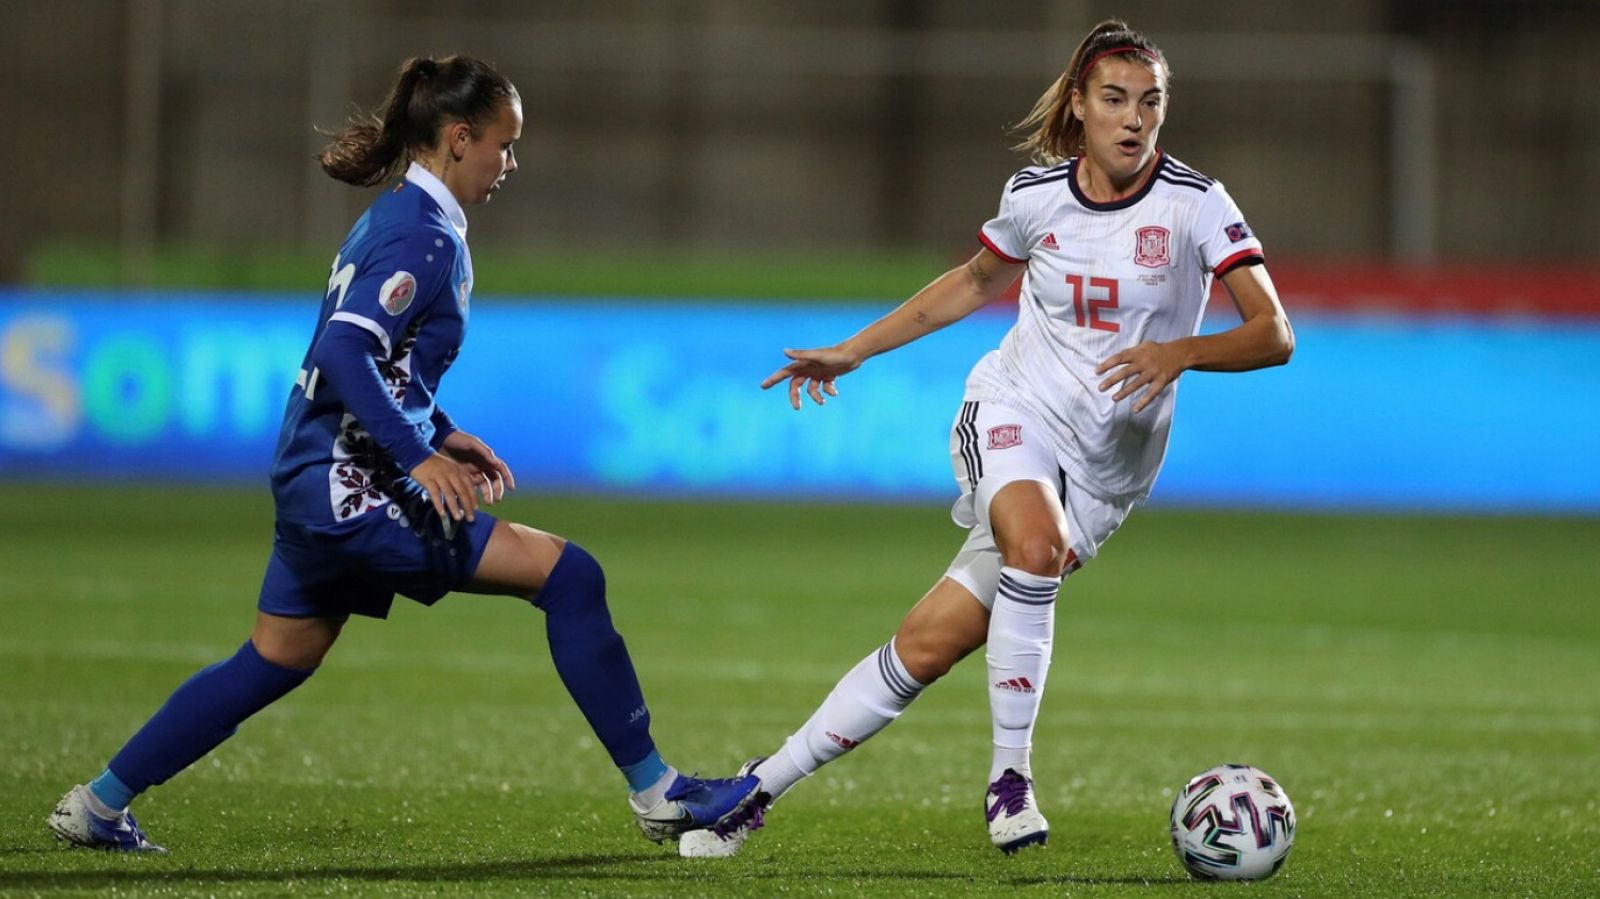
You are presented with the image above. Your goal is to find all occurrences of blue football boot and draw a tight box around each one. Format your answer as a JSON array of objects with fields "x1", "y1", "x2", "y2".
[
  {"x1": 630, "y1": 771, "x2": 761, "y2": 843},
  {"x1": 678, "y1": 757, "x2": 771, "y2": 858}
]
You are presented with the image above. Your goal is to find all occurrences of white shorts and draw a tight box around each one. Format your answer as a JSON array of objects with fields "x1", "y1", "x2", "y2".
[{"x1": 943, "y1": 400, "x2": 1137, "y2": 608}]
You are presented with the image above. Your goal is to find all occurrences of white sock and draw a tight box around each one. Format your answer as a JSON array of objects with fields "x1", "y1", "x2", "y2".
[
  {"x1": 754, "y1": 639, "x2": 925, "y2": 800},
  {"x1": 627, "y1": 765, "x2": 680, "y2": 811},
  {"x1": 987, "y1": 566, "x2": 1059, "y2": 782}
]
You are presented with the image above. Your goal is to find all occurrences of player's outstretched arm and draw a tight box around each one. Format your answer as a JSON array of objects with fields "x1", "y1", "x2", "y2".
[
  {"x1": 762, "y1": 248, "x2": 1024, "y2": 409},
  {"x1": 1095, "y1": 263, "x2": 1294, "y2": 413}
]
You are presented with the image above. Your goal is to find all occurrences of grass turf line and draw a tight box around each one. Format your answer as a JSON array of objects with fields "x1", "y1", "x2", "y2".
[
  {"x1": 23, "y1": 243, "x2": 950, "y2": 302},
  {"x1": 0, "y1": 486, "x2": 1596, "y2": 897}
]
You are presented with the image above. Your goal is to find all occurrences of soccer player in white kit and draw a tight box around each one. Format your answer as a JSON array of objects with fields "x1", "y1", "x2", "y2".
[{"x1": 682, "y1": 19, "x2": 1295, "y2": 857}]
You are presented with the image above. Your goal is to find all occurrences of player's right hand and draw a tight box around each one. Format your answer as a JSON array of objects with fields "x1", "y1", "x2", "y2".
[
  {"x1": 761, "y1": 346, "x2": 860, "y2": 410},
  {"x1": 411, "y1": 452, "x2": 480, "y2": 522}
]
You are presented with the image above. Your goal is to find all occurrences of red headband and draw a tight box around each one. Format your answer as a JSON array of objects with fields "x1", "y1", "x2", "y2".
[{"x1": 1078, "y1": 46, "x2": 1163, "y2": 82}]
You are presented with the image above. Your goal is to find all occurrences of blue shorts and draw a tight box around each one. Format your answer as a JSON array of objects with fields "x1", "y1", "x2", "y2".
[{"x1": 258, "y1": 492, "x2": 498, "y2": 620}]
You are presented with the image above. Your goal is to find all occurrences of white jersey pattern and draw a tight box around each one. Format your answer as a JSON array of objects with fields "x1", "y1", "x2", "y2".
[{"x1": 968, "y1": 152, "x2": 1265, "y2": 500}]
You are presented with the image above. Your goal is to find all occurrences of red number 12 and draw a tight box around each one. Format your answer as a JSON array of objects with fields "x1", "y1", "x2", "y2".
[{"x1": 1066, "y1": 274, "x2": 1119, "y2": 332}]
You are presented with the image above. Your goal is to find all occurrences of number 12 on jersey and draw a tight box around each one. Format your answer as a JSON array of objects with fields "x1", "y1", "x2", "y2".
[{"x1": 1066, "y1": 274, "x2": 1119, "y2": 332}]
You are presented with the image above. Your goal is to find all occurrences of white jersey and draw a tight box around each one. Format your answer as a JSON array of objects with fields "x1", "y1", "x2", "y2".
[{"x1": 967, "y1": 152, "x2": 1264, "y2": 500}]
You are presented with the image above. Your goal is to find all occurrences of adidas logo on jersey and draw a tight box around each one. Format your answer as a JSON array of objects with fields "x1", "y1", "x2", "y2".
[
  {"x1": 995, "y1": 677, "x2": 1035, "y2": 694},
  {"x1": 1039, "y1": 233, "x2": 1058, "y2": 250}
]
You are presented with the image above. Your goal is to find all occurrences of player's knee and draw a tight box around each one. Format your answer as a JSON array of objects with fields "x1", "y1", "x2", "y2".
[
  {"x1": 533, "y1": 540, "x2": 606, "y2": 611},
  {"x1": 1003, "y1": 531, "x2": 1071, "y2": 577},
  {"x1": 892, "y1": 626, "x2": 959, "y2": 684},
  {"x1": 251, "y1": 617, "x2": 343, "y2": 670},
  {"x1": 555, "y1": 541, "x2": 605, "y2": 591}
]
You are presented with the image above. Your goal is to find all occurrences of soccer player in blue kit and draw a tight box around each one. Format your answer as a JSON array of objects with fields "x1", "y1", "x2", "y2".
[{"x1": 47, "y1": 55, "x2": 758, "y2": 852}]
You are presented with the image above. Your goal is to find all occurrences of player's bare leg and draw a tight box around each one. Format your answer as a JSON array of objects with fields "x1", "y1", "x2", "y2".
[
  {"x1": 893, "y1": 577, "x2": 992, "y2": 683},
  {"x1": 250, "y1": 611, "x2": 346, "y2": 668},
  {"x1": 464, "y1": 520, "x2": 565, "y2": 597},
  {"x1": 982, "y1": 479, "x2": 1072, "y2": 853}
]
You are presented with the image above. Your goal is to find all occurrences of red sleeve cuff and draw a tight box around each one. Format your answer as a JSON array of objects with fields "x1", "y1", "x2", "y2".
[
  {"x1": 977, "y1": 230, "x2": 1028, "y2": 265},
  {"x1": 1214, "y1": 249, "x2": 1265, "y2": 278}
]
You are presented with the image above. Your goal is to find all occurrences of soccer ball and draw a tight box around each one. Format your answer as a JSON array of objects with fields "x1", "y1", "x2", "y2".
[{"x1": 1169, "y1": 764, "x2": 1295, "y2": 881}]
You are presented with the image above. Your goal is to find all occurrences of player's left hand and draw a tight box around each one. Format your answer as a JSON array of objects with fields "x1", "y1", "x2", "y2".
[
  {"x1": 440, "y1": 430, "x2": 516, "y2": 503},
  {"x1": 1096, "y1": 341, "x2": 1188, "y2": 414}
]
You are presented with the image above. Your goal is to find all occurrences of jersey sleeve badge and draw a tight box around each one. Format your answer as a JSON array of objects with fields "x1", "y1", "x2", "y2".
[
  {"x1": 1225, "y1": 221, "x2": 1254, "y2": 243},
  {"x1": 379, "y1": 271, "x2": 417, "y2": 316}
]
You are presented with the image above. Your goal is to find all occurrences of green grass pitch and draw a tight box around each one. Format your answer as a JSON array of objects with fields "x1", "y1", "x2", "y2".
[{"x1": 1, "y1": 485, "x2": 1596, "y2": 897}]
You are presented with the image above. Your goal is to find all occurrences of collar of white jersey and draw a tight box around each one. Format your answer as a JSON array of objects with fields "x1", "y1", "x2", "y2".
[{"x1": 404, "y1": 162, "x2": 468, "y2": 242}]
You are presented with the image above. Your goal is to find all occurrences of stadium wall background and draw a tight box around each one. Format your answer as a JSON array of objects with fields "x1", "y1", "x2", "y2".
[
  {"x1": 2, "y1": 291, "x2": 1595, "y2": 514},
  {"x1": 3, "y1": 2, "x2": 1599, "y2": 281}
]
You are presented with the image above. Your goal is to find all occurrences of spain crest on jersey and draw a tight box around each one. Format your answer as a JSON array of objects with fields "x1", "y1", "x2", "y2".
[{"x1": 1134, "y1": 226, "x2": 1170, "y2": 268}]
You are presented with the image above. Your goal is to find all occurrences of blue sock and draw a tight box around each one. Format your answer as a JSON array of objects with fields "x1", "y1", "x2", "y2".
[
  {"x1": 87, "y1": 768, "x2": 135, "y2": 812},
  {"x1": 620, "y1": 750, "x2": 670, "y2": 794},
  {"x1": 104, "y1": 640, "x2": 315, "y2": 800},
  {"x1": 533, "y1": 542, "x2": 661, "y2": 784}
]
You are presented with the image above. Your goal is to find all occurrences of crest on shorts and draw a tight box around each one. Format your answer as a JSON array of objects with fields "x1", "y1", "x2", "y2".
[
  {"x1": 379, "y1": 271, "x2": 417, "y2": 316},
  {"x1": 457, "y1": 278, "x2": 470, "y2": 313},
  {"x1": 1134, "y1": 226, "x2": 1170, "y2": 268},
  {"x1": 988, "y1": 424, "x2": 1023, "y2": 450}
]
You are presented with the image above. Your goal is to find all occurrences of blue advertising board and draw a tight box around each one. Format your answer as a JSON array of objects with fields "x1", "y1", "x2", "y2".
[{"x1": 1, "y1": 290, "x2": 1596, "y2": 513}]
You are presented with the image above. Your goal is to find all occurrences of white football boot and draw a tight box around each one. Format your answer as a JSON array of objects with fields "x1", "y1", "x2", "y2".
[{"x1": 986, "y1": 769, "x2": 1048, "y2": 854}]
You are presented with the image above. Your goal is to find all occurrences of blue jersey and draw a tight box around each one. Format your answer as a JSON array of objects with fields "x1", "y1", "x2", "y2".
[{"x1": 270, "y1": 164, "x2": 474, "y2": 527}]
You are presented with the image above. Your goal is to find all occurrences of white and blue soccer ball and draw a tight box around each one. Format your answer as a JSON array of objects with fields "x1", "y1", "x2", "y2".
[{"x1": 1169, "y1": 764, "x2": 1296, "y2": 881}]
